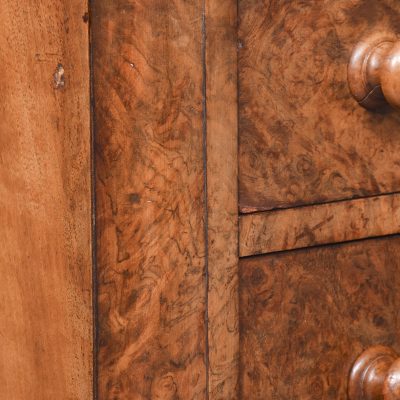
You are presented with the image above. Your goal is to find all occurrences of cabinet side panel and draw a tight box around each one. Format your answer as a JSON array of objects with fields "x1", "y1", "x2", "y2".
[{"x1": 0, "y1": 1, "x2": 92, "y2": 399}]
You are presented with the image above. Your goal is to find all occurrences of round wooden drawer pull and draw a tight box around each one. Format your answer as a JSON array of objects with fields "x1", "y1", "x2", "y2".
[
  {"x1": 348, "y1": 32, "x2": 400, "y2": 110},
  {"x1": 348, "y1": 345, "x2": 400, "y2": 400}
]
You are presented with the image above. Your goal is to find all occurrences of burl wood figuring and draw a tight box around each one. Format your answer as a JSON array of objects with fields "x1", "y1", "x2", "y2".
[
  {"x1": 205, "y1": 0, "x2": 240, "y2": 397},
  {"x1": 0, "y1": 0, "x2": 92, "y2": 399},
  {"x1": 349, "y1": 346, "x2": 400, "y2": 400},
  {"x1": 92, "y1": 0, "x2": 241, "y2": 398},
  {"x1": 92, "y1": 1, "x2": 208, "y2": 398},
  {"x1": 348, "y1": 32, "x2": 400, "y2": 110},
  {"x1": 240, "y1": 193, "x2": 400, "y2": 256},
  {"x1": 4, "y1": 0, "x2": 400, "y2": 399},
  {"x1": 240, "y1": 237, "x2": 400, "y2": 399},
  {"x1": 239, "y1": 0, "x2": 400, "y2": 212}
]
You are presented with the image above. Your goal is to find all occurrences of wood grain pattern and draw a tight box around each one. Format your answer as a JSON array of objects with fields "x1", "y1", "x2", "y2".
[
  {"x1": 239, "y1": 0, "x2": 400, "y2": 212},
  {"x1": 92, "y1": 1, "x2": 207, "y2": 398},
  {"x1": 240, "y1": 193, "x2": 400, "y2": 256},
  {"x1": 0, "y1": 0, "x2": 92, "y2": 399},
  {"x1": 240, "y1": 237, "x2": 400, "y2": 399},
  {"x1": 205, "y1": 0, "x2": 239, "y2": 398}
]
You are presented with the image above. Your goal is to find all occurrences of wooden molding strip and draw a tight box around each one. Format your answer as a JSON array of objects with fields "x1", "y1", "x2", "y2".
[
  {"x1": 240, "y1": 194, "x2": 400, "y2": 257},
  {"x1": 206, "y1": 1, "x2": 239, "y2": 398}
]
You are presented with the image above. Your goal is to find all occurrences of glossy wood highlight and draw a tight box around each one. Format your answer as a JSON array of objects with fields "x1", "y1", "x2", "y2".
[
  {"x1": 349, "y1": 345, "x2": 400, "y2": 400},
  {"x1": 240, "y1": 237, "x2": 400, "y2": 399},
  {"x1": 348, "y1": 32, "x2": 400, "y2": 110},
  {"x1": 92, "y1": 1, "x2": 207, "y2": 398},
  {"x1": 205, "y1": 0, "x2": 239, "y2": 398},
  {"x1": 0, "y1": 0, "x2": 92, "y2": 398},
  {"x1": 239, "y1": 0, "x2": 400, "y2": 212},
  {"x1": 239, "y1": 194, "x2": 400, "y2": 256}
]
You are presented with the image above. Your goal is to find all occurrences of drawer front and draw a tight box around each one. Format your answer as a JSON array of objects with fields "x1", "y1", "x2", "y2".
[
  {"x1": 239, "y1": 0, "x2": 400, "y2": 212},
  {"x1": 240, "y1": 236, "x2": 400, "y2": 399}
]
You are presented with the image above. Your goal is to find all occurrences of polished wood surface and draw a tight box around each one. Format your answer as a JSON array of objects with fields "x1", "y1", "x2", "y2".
[
  {"x1": 349, "y1": 345, "x2": 400, "y2": 400},
  {"x1": 386, "y1": 360, "x2": 400, "y2": 400},
  {"x1": 205, "y1": 0, "x2": 239, "y2": 398},
  {"x1": 348, "y1": 32, "x2": 400, "y2": 110},
  {"x1": 239, "y1": 0, "x2": 400, "y2": 212},
  {"x1": 240, "y1": 194, "x2": 400, "y2": 256},
  {"x1": 0, "y1": 0, "x2": 92, "y2": 398},
  {"x1": 92, "y1": 1, "x2": 207, "y2": 398},
  {"x1": 240, "y1": 237, "x2": 400, "y2": 399},
  {"x1": 3, "y1": 1, "x2": 400, "y2": 398}
]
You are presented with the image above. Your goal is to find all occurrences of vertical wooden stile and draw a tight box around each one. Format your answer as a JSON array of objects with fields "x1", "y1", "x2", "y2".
[
  {"x1": 92, "y1": 1, "x2": 208, "y2": 398},
  {"x1": 205, "y1": 1, "x2": 239, "y2": 398}
]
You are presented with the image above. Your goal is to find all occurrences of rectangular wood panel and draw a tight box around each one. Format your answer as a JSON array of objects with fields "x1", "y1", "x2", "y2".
[
  {"x1": 240, "y1": 237, "x2": 400, "y2": 399},
  {"x1": 239, "y1": 0, "x2": 400, "y2": 212},
  {"x1": 0, "y1": 1, "x2": 92, "y2": 399},
  {"x1": 92, "y1": 1, "x2": 207, "y2": 398},
  {"x1": 205, "y1": 0, "x2": 239, "y2": 397},
  {"x1": 240, "y1": 193, "x2": 400, "y2": 256}
]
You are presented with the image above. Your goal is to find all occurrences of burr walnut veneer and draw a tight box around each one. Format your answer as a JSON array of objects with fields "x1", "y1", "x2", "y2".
[
  {"x1": 2, "y1": 0, "x2": 400, "y2": 399},
  {"x1": 239, "y1": 0, "x2": 400, "y2": 212}
]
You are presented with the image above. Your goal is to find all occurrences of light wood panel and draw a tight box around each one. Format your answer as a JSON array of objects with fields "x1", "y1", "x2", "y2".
[
  {"x1": 240, "y1": 194, "x2": 400, "y2": 256},
  {"x1": 239, "y1": 0, "x2": 400, "y2": 212},
  {"x1": 205, "y1": 0, "x2": 239, "y2": 398},
  {"x1": 240, "y1": 237, "x2": 400, "y2": 399},
  {"x1": 92, "y1": 1, "x2": 207, "y2": 398},
  {"x1": 0, "y1": 1, "x2": 92, "y2": 399}
]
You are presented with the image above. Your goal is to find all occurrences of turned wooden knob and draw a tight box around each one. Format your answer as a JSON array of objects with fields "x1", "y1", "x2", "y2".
[
  {"x1": 348, "y1": 32, "x2": 400, "y2": 110},
  {"x1": 348, "y1": 345, "x2": 400, "y2": 400}
]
